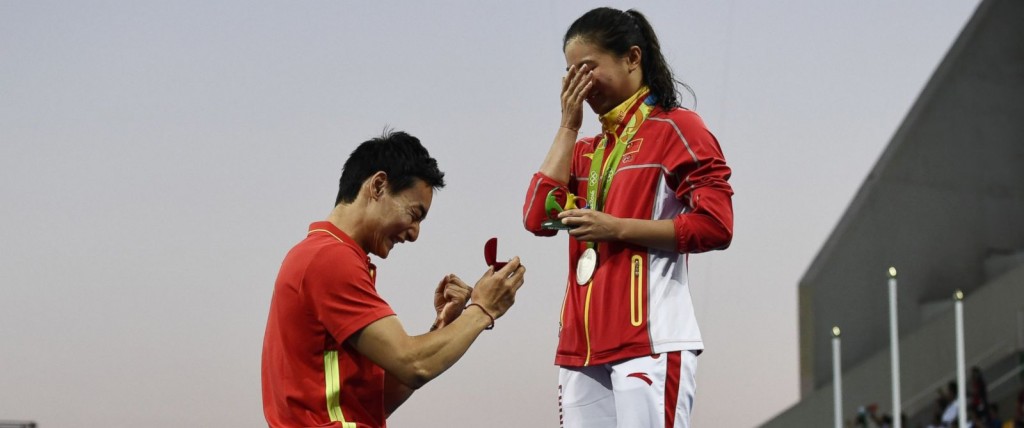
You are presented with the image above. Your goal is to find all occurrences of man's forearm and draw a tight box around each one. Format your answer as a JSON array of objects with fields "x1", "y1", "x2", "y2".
[
  {"x1": 350, "y1": 308, "x2": 493, "y2": 390},
  {"x1": 396, "y1": 307, "x2": 493, "y2": 387}
]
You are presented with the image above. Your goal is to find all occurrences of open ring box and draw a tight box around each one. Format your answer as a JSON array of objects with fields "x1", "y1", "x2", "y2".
[{"x1": 484, "y1": 237, "x2": 508, "y2": 270}]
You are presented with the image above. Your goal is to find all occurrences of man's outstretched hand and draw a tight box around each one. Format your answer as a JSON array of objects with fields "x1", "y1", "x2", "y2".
[{"x1": 432, "y1": 274, "x2": 472, "y2": 330}]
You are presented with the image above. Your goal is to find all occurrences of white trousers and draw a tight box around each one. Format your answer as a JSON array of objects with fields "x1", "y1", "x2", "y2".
[{"x1": 558, "y1": 351, "x2": 699, "y2": 428}]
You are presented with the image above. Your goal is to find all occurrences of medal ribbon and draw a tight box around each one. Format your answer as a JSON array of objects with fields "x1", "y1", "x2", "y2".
[{"x1": 583, "y1": 87, "x2": 654, "y2": 251}]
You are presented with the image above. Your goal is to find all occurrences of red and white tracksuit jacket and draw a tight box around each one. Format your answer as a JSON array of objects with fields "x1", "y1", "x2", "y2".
[{"x1": 523, "y1": 107, "x2": 734, "y2": 367}]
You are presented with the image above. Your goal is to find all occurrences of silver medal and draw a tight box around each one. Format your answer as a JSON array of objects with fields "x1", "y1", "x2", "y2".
[{"x1": 576, "y1": 248, "x2": 597, "y2": 285}]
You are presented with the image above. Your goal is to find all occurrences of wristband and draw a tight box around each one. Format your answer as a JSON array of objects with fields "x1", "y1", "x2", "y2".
[{"x1": 466, "y1": 303, "x2": 495, "y2": 330}]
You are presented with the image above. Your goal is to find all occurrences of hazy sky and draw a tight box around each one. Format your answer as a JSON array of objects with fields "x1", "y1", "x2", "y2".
[{"x1": 0, "y1": 1, "x2": 980, "y2": 426}]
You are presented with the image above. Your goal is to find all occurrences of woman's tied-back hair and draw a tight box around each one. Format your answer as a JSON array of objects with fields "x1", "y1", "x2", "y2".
[
  {"x1": 563, "y1": 7, "x2": 694, "y2": 110},
  {"x1": 335, "y1": 129, "x2": 446, "y2": 205}
]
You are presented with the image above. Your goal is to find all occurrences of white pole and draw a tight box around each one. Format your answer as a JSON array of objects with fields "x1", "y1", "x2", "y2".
[
  {"x1": 832, "y1": 326, "x2": 843, "y2": 428},
  {"x1": 888, "y1": 267, "x2": 902, "y2": 428},
  {"x1": 955, "y1": 289, "x2": 966, "y2": 428}
]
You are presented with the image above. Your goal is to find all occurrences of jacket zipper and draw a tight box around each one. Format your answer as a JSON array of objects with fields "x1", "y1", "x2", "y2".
[{"x1": 630, "y1": 255, "x2": 644, "y2": 327}]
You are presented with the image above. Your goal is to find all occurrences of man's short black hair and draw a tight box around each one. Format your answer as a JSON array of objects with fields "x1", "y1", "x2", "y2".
[{"x1": 335, "y1": 130, "x2": 446, "y2": 205}]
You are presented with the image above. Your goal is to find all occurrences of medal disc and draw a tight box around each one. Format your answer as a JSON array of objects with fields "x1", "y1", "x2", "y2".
[{"x1": 576, "y1": 248, "x2": 597, "y2": 285}]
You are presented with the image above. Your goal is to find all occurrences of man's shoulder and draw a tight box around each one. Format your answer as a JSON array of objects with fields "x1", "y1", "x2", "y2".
[{"x1": 286, "y1": 236, "x2": 367, "y2": 274}]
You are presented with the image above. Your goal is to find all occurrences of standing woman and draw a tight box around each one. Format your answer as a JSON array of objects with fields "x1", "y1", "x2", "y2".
[{"x1": 522, "y1": 7, "x2": 734, "y2": 428}]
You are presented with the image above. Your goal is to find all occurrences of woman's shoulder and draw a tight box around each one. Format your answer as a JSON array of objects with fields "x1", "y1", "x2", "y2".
[
  {"x1": 647, "y1": 107, "x2": 710, "y2": 135},
  {"x1": 574, "y1": 134, "x2": 600, "y2": 148},
  {"x1": 650, "y1": 106, "x2": 705, "y2": 125}
]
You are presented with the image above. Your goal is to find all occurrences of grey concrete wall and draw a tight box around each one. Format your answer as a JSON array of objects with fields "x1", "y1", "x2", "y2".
[
  {"x1": 799, "y1": 0, "x2": 1024, "y2": 394},
  {"x1": 765, "y1": 264, "x2": 1024, "y2": 427}
]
